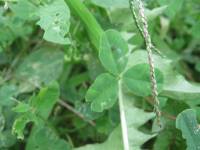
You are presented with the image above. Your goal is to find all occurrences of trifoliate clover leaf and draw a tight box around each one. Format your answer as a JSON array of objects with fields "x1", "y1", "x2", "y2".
[
  {"x1": 86, "y1": 73, "x2": 118, "y2": 112},
  {"x1": 99, "y1": 29, "x2": 129, "y2": 75}
]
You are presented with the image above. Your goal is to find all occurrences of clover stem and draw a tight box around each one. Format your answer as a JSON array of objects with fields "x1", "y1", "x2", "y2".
[{"x1": 118, "y1": 80, "x2": 129, "y2": 150}]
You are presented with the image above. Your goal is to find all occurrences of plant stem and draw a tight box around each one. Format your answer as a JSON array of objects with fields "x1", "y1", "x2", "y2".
[
  {"x1": 58, "y1": 100, "x2": 96, "y2": 126},
  {"x1": 65, "y1": 0, "x2": 103, "y2": 50},
  {"x1": 118, "y1": 80, "x2": 129, "y2": 150}
]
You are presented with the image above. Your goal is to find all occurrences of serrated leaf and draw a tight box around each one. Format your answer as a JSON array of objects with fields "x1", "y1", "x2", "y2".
[
  {"x1": 37, "y1": 0, "x2": 70, "y2": 44},
  {"x1": 78, "y1": 89, "x2": 155, "y2": 150},
  {"x1": 12, "y1": 114, "x2": 35, "y2": 140},
  {"x1": 31, "y1": 81, "x2": 60, "y2": 119},
  {"x1": 127, "y1": 50, "x2": 200, "y2": 101},
  {"x1": 12, "y1": 82, "x2": 59, "y2": 139},
  {"x1": 86, "y1": 73, "x2": 118, "y2": 112},
  {"x1": 176, "y1": 109, "x2": 200, "y2": 150},
  {"x1": 122, "y1": 63, "x2": 164, "y2": 97},
  {"x1": 15, "y1": 48, "x2": 64, "y2": 87},
  {"x1": 99, "y1": 29, "x2": 129, "y2": 75},
  {"x1": 123, "y1": 93, "x2": 156, "y2": 149}
]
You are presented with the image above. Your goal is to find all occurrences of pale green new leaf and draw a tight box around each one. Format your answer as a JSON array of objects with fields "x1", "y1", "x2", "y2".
[
  {"x1": 122, "y1": 63, "x2": 164, "y2": 97},
  {"x1": 37, "y1": 0, "x2": 70, "y2": 44},
  {"x1": 99, "y1": 29, "x2": 129, "y2": 75},
  {"x1": 85, "y1": 73, "x2": 118, "y2": 112},
  {"x1": 15, "y1": 48, "x2": 64, "y2": 87},
  {"x1": 127, "y1": 50, "x2": 200, "y2": 100},
  {"x1": 176, "y1": 109, "x2": 200, "y2": 150}
]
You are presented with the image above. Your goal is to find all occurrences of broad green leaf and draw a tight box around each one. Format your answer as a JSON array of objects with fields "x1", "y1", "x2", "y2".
[
  {"x1": 26, "y1": 126, "x2": 70, "y2": 150},
  {"x1": 127, "y1": 50, "x2": 200, "y2": 101},
  {"x1": 145, "y1": 5, "x2": 167, "y2": 20},
  {"x1": 176, "y1": 109, "x2": 200, "y2": 150},
  {"x1": 15, "y1": 48, "x2": 64, "y2": 87},
  {"x1": 157, "y1": 0, "x2": 184, "y2": 18},
  {"x1": 10, "y1": 0, "x2": 37, "y2": 20},
  {"x1": 108, "y1": 6, "x2": 166, "y2": 31},
  {"x1": 122, "y1": 63, "x2": 164, "y2": 97},
  {"x1": 99, "y1": 30, "x2": 129, "y2": 75},
  {"x1": 162, "y1": 76, "x2": 200, "y2": 101},
  {"x1": 0, "y1": 84, "x2": 18, "y2": 106},
  {"x1": 85, "y1": 73, "x2": 118, "y2": 112},
  {"x1": 90, "y1": 0, "x2": 129, "y2": 8},
  {"x1": 37, "y1": 0, "x2": 70, "y2": 44}
]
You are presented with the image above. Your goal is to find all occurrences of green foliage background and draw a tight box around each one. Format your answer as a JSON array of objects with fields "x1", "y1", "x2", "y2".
[{"x1": 0, "y1": 0, "x2": 200, "y2": 149}]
